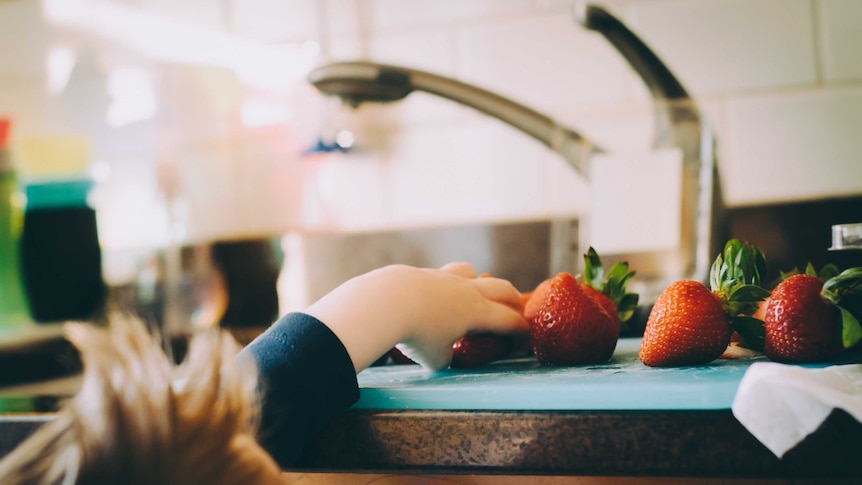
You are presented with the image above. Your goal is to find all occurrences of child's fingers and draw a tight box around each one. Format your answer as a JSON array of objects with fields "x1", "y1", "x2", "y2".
[
  {"x1": 439, "y1": 262, "x2": 476, "y2": 279},
  {"x1": 472, "y1": 276, "x2": 524, "y2": 312},
  {"x1": 474, "y1": 301, "x2": 529, "y2": 334}
]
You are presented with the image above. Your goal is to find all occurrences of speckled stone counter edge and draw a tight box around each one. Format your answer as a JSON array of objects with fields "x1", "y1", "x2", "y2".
[
  {"x1": 3, "y1": 409, "x2": 860, "y2": 478},
  {"x1": 297, "y1": 409, "x2": 862, "y2": 478}
]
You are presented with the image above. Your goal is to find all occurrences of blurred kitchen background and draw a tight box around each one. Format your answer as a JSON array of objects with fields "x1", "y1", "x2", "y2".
[{"x1": 1, "y1": 0, "x2": 861, "y2": 335}]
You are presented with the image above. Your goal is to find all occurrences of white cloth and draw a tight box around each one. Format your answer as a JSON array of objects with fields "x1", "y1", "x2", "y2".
[{"x1": 731, "y1": 362, "x2": 862, "y2": 458}]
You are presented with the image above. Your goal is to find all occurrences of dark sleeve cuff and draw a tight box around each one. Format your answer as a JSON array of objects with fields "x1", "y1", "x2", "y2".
[{"x1": 237, "y1": 312, "x2": 359, "y2": 468}]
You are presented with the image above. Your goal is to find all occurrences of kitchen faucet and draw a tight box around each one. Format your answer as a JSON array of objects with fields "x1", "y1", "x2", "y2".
[
  {"x1": 307, "y1": 62, "x2": 598, "y2": 177},
  {"x1": 307, "y1": 3, "x2": 725, "y2": 304},
  {"x1": 307, "y1": 61, "x2": 596, "y2": 284},
  {"x1": 577, "y1": 3, "x2": 726, "y2": 300}
]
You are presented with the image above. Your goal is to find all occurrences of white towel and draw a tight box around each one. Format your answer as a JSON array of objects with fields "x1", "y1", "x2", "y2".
[{"x1": 731, "y1": 362, "x2": 862, "y2": 457}]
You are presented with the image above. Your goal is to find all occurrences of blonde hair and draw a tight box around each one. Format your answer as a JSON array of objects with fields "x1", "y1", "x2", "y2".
[{"x1": 0, "y1": 315, "x2": 285, "y2": 485}]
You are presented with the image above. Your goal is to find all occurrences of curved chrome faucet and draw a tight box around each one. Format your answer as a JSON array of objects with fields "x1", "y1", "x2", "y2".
[
  {"x1": 307, "y1": 3, "x2": 727, "y2": 304},
  {"x1": 307, "y1": 62, "x2": 597, "y2": 177},
  {"x1": 577, "y1": 3, "x2": 726, "y2": 295}
]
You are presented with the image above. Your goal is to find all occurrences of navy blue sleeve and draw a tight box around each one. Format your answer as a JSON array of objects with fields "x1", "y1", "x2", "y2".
[{"x1": 237, "y1": 312, "x2": 359, "y2": 468}]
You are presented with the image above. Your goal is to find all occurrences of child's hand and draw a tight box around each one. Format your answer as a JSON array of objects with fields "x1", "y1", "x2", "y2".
[{"x1": 305, "y1": 263, "x2": 528, "y2": 372}]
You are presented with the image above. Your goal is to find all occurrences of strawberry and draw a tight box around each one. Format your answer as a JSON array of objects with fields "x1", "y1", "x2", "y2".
[
  {"x1": 640, "y1": 239, "x2": 770, "y2": 366},
  {"x1": 442, "y1": 272, "x2": 520, "y2": 368},
  {"x1": 579, "y1": 247, "x2": 639, "y2": 334},
  {"x1": 529, "y1": 272, "x2": 618, "y2": 365},
  {"x1": 520, "y1": 291, "x2": 533, "y2": 312},
  {"x1": 581, "y1": 284, "x2": 618, "y2": 321},
  {"x1": 391, "y1": 333, "x2": 516, "y2": 368},
  {"x1": 764, "y1": 269, "x2": 862, "y2": 362},
  {"x1": 640, "y1": 280, "x2": 732, "y2": 366},
  {"x1": 451, "y1": 332, "x2": 514, "y2": 369},
  {"x1": 732, "y1": 263, "x2": 837, "y2": 344},
  {"x1": 523, "y1": 277, "x2": 552, "y2": 322}
]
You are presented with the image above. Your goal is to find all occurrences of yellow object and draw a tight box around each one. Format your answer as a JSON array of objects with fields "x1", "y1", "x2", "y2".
[{"x1": 14, "y1": 136, "x2": 91, "y2": 179}]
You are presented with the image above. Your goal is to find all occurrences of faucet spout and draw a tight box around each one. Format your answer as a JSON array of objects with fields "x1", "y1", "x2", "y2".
[
  {"x1": 577, "y1": 2, "x2": 727, "y2": 294},
  {"x1": 576, "y1": 3, "x2": 688, "y2": 101},
  {"x1": 576, "y1": 3, "x2": 703, "y2": 142},
  {"x1": 307, "y1": 61, "x2": 597, "y2": 176}
]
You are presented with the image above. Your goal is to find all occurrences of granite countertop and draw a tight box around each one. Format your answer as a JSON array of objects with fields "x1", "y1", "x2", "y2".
[
  {"x1": 2, "y1": 339, "x2": 861, "y2": 478},
  {"x1": 2, "y1": 406, "x2": 860, "y2": 478},
  {"x1": 297, "y1": 408, "x2": 862, "y2": 477},
  {"x1": 290, "y1": 339, "x2": 862, "y2": 478}
]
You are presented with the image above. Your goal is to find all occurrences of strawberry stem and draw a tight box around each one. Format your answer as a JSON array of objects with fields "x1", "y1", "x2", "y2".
[
  {"x1": 581, "y1": 247, "x2": 639, "y2": 325},
  {"x1": 709, "y1": 239, "x2": 770, "y2": 350},
  {"x1": 822, "y1": 267, "x2": 862, "y2": 348}
]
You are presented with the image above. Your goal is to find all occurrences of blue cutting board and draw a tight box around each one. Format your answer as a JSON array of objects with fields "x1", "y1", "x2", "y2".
[{"x1": 354, "y1": 338, "x2": 851, "y2": 411}]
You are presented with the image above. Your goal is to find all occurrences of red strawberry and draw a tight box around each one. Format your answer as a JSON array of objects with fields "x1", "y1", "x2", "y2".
[
  {"x1": 523, "y1": 278, "x2": 552, "y2": 322},
  {"x1": 640, "y1": 280, "x2": 732, "y2": 366},
  {"x1": 728, "y1": 262, "x2": 833, "y2": 347},
  {"x1": 451, "y1": 332, "x2": 513, "y2": 369},
  {"x1": 521, "y1": 291, "x2": 533, "y2": 312},
  {"x1": 439, "y1": 272, "x2": 520, "y2": 368},
  {"x1": 640, "y1": 239, "x2": 770, "y2": 366},
  {"x1": 764, "y1": 273, "x2": 850, "y2": 362},
  {"x1": 581, "y1": 284, "x2": 618, "y2": 322},
  {"x1": 529, "y1": 272, "x2": 618, "y2": 365},
  {"x1": 753, "y1": 262, "x2": 838, "y2": 326}
]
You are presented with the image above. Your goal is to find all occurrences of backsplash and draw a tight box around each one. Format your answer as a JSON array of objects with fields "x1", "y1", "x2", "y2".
[
  {"x1": 278, "y1": 220, "x2": 555, "y2": 311},
  {"x1": 0, "y1": 0, "x2": 860, "y2": 246}
]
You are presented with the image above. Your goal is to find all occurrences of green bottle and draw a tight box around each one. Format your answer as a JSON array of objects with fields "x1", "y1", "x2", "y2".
[{"x1": 0, "y1": 119, "x2": 30, "y2": 330}]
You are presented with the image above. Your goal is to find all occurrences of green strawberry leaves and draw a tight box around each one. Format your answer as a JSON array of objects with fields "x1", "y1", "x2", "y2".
[
  {"x1": 709, "y1": 239, "x2": 770, "y2": 350},
  {"x1": 815, "y1": 263, "x2": 841, "y2": 279},
  {"x1": 727, "y1": 284, "x2": 771, "y2": 316},
  {"x1": 728, "y1": 285, "x2": 770, "y2": 350},
  {"x1": 731, "y1": 315, "x2": 766, "y2": 350},
  {"x1": 617, "y1": 293, "x2": 640, "y2": 324},
  {"x1": 582, "y1": 247, "x2": 639, "y2": 324},
  {"x1": 711, "y1": 239, "x2": 768, "y2": 310},
  {"x1": 839, "y1": 308, "x2": 862, "y2": 349},
  {"x1": 710, "y1": 239, "x2": 767, "y2": 294},
  {"x1": 822, "y1": 267, "x2": 862, "y2": 348},
  {"x1": 769, "y1": 262, "x2": 842, "y2": 289},
  {"x1": 583, "y1": 247, "x2": 604, "y2": 289}
]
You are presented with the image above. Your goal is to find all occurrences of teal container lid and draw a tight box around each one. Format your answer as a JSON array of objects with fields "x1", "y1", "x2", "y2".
[{"x1": 24, "y1": 179, "x2": 93, "y2": 210}]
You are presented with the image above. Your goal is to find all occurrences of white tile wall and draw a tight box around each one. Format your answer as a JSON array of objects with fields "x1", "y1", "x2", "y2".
[
  {"x1": 132, "y1": 0, "x2": 225, "y2": 31},
  {"x1": 227, "y1": 0, "x2": 320, "y2": 42},
  {"x1": 365, "y1": 0, "x2": 534, "y2": 31},
  {"x1": 626, "y1": 0, "x2": 818, "y2": 95},
  {"x1": 818, "y1": 0, "x2": 862, "y2": 83},
  {"x1": 1, "y1": 0, "x2": 862, "y2": 240},
  {"x1": 363, "y1": 27, "x2": 467, "y2": 126},
  {"x1": 0, "y1": 1, "x2": 49, "y2": 82},
  {"x1": 385, "y1": 116, "x2": 588, "y2": 226},
  {"x1": 320, "y1": 0, "x2": 363, "y2": 60},
  {"x1": 456, "y1": 12, "x2": 633, "y2": 115},
  {"x1": 726, "y1": 85, "x2": 862, "y2": 205}
]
